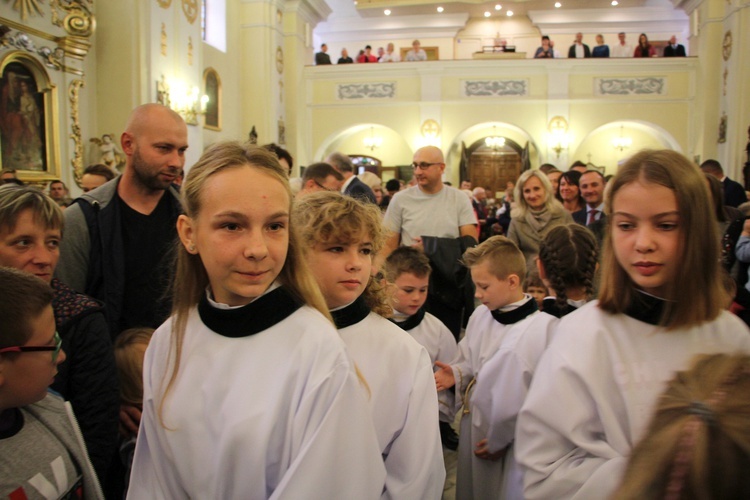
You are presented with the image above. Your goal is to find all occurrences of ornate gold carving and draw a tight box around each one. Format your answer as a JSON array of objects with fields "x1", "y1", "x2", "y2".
[
  {"x1": 157, "y1": 0, "x2": 172, "y2": 7},
  {"x1": 68, "y1": 79, "x2": 85, "y2": 183},
  {"x1": 275, "y1": 46, "x2": 283, "y2": 74},
  {"x1": 188, "y1": 36, "x2": 193, "y2": 65},
  {"x1": 182, "y1": 0, "x2": 198, "y2": 24},
  {"x1": 722, "y1": 30, "x2": 732, "y2": 61},
  {"x1": 50, "y1": 0, "x2": 95, "y2": 38},
  {"x1": 11, "y1": 0, "x2": 44, "y2": 21},
  {"x1": 161, "y1": 23, "x2": 167, "y2": 56}
]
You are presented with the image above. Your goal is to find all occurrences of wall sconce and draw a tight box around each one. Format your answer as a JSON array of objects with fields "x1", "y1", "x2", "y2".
[
  {"x1": 156, "y1": 75, "x2": 208, "y2": 126},
  {"x1": 612, "y1": 125, "x2": 632, "y2": 152},
  {"x1": 363, "y1": 126, "x2": 382, "y2": 151},
  {"x1": 547, "y1": 116, "x2": 570, "y2": 159}
]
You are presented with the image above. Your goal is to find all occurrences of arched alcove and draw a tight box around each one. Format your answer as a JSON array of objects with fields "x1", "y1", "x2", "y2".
[
  {"x1": 574, "y1": 121, "x2": 682, "y2": 176},
  {"x1": 445, "y1": 121, "x2": 539, "y2": 191},
  {"x1": 314, "y1": 123, "x2": 414, "y2": 180}
]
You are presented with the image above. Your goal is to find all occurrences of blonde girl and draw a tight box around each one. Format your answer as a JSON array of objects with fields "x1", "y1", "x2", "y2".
[
  {"x1": 294, "y1": 191, "x2": 446, "y2": 499},
  {"x1": 128, "y1": 143, "x2": 384, "y2": 498},
  {"x1": 613, "y1": 353, "x2": 750, "y2": 499},
  {"x1": 515, "y1": 150, "x2": 750, "y2": 500}
]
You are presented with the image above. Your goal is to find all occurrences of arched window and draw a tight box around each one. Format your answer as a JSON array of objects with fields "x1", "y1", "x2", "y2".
[{"x1": 202, "y1": 0, "x2": 226, "y2": 52}]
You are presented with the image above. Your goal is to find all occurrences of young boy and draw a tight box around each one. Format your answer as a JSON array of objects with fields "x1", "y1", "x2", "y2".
[
  {"x1": 434, "y1": 236, "x2": 556, "y2": 500},
  {"x1": 0, "y1": 267, "x2": 103, "y2": 499},
  {"x1": 384, "y1": 247, "x2": 459, "y2": 449},
  {"x1": 524, "y1": 271, "x2": 548, "y2": 311}
]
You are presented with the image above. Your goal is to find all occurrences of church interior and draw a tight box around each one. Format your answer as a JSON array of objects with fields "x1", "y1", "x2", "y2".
[{"x1": 0, "y1": 0, "x2": 748, "y2": 197}]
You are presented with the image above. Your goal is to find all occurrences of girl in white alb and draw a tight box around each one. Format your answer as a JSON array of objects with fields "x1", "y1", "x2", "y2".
[
  {"x1": 515, "y1": 150, "x2": 750, "y2": 500},
  {"x1": 128, "y1": 143, "x2": 385, "y2": 499}
]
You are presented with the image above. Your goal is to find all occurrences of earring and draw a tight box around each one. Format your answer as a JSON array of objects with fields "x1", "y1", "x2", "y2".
[{"x1": 188, "y1": 244, "x2": 196, "y2": 253}]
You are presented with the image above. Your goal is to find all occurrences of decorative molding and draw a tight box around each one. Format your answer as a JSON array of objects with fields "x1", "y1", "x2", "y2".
[
  {"x1": 462, "y1": 80, "x2": 528, "y2": 97},
  {"x1": 50, "y1": 0, "x2": 95, "y2": 38},
  {"x1": 595, "y1": 77, "x2": 666, "y2": 95},
  {"x1": 157, "y1": 0, "x2": 172, "y2": 7},
  {"x1": 182, "y1": 0, "x2": 199, "y2": 24},
  {"x1": 0, "y1": 28, "x2": 64, "y2": 71},
  {"x1": 68, "y1": 79, "x2": 85, "y2": 183},
  {"x1": 337, "y1": 82, "x2": 396, "y2": 100},
  {"x1": 10, "y1": 0, "x2": 44, "y2": 21}
]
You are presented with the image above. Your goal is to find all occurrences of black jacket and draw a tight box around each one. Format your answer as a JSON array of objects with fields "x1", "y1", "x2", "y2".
[
  {"x1": 568, "y1": 43, "x2": 591, "y2": 58},
  {"x1": 51, "y1": 279, "x2": 119, "y2": 484},
  {"x1": 344, "y1": 176, "x2": 377, "y2": 204}
]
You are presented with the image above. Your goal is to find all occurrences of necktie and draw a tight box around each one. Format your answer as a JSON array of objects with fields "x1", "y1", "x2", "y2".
[{"x1": 588, "y1": 209, "x2": 598, "y2": 226}]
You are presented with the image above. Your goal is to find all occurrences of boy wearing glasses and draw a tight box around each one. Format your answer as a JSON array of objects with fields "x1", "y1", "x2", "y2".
[{"x1": 0, "y1": 267, "x2": 103, "y2": 498}]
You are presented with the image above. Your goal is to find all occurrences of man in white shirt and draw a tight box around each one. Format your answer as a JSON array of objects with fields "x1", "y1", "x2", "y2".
[
  {"x1": 611, "y1": 32, "x2": 633, "y2": 58},
  {"x1": 379, "y1": 42, "x2": 401, "y2": 63},
  {"x1": 405, "y1": 39, "x2": 428, "y2": 61},
  {"x1": 567, "y1": 33, "x2": 591, "y2": 58}
]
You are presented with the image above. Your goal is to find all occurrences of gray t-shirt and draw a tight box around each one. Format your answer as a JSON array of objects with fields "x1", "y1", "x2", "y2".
[
  {"x1": 384, "y1": 185, "x2": 477, "y2": 246},
  {"x1": 0, "y1": 409, "x2": 82, "y2": 499}
]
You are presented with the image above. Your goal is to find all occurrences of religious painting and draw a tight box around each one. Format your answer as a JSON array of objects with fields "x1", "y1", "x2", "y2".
[
  {"x1": 203, "y1": 68, "x2": 221, "y2": 131},
  {"x1": 0, "y1": 60, "x2": 46, "y2": 172}
]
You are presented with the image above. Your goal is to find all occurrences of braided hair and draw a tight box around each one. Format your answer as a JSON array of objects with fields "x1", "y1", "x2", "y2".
[{"x1": 537, "y1": 224, "x2": 598, "y2": 309}]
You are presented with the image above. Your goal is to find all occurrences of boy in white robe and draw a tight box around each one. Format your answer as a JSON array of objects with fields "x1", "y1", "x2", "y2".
[
  {"x1": 434, "y1": 236, "x2": 547, "y2": 500},
  {"x1": 384, "y1": 247, "x2": 459, "y2": 449}
]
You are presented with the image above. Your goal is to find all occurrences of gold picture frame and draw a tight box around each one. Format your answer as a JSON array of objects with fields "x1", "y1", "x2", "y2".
[
  {"x1": 203, "y1": 67, "x2": 222, "y2": 131},
  {"x1": 0, "y1": 51, "x2": 61, "y2": 183}
]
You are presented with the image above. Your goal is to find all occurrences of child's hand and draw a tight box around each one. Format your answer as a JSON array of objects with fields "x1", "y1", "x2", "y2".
[
  {"x1": 474, "y1": 439, "x2": 506, "y2": 461},
  {"x1": 742, "y1": 218, "x2": 750, "y2": 237},
  {"x1": 119, "y1": 404, "x2": 142, "y2": 438},
  {"x1": 434, "y1": 361, "x2": 456, "y2": 391}
]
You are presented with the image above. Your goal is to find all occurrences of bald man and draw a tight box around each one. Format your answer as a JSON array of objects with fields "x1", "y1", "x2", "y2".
[
  {"x1": 381, "y1": 146, "x2": 477, "y2": 338},
  {"x1": 57, "y1": 104, "x2": 188, "y2": 335}
]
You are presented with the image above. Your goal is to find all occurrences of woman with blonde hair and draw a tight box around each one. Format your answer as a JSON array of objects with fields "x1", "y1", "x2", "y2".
[
  {"x1": 613, "y1": 353, "x2": 750, "y2": 499},
  {"x1": 294, "y1": 191, "x2": 446, "y2": 499},
  {"x1": 507, "y1": 169, "x2": 573, "y2": 269},
  {"x1": 516, "y1": 150, "x2": 750, "y2": 500},
  {"x1": 128, "y1": 143, "x2": 385, "y2": 498}
]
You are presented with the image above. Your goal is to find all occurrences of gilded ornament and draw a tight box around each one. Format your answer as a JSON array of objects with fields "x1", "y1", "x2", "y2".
[
  {"x1": 182, "y1": 0, "x2": 198, "y2": 24},
  {"x1": 11, "y1": 0, "x2": 44, "y2": 21},
  {"x1": 188, "y1": 36, "x2": 193, "y2": 65},
  {"x1": 722, "y1": 31, "x2": 732, "y2": 61},
  {"x1": 157, "y1": 0, "x2": 172, "y2": 7},
  {"x1": 276, "y1": 46, "x2": 284, "y2": 74},
  {"x1": 51, "y1": 0, "x2": 95, "y2": 38},
  {"x1": 161, "y1": 23, "x2": 167, "y2": 56},
  {"x1": 68, "y1": 79, "x2": 85, "y2": 183}
]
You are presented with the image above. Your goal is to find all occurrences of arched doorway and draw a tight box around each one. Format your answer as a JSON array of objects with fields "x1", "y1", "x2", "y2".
[{"x1": 466, "y1": 137, "x2": 523, "y2": 198}]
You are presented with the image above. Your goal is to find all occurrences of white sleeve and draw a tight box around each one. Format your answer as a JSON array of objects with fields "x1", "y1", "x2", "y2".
[
  {"x1": 381, "y1": 348, "x2": 446, "y2": 500},
  {"x1": 456, "y1": 191, "x2": 478, "y2": 227},
  {"x1": 272, "y1": 358, "x2": 387, "y2": 499},
  {"x1": 473, "y1": 347, "x2": 532, "y2": 453},
  {"x1": 515, "y1": 348, "x2": 625, "y2": 500},
  {"x1": 382, "y1": 194, "x2": 403, "y2": 234}
]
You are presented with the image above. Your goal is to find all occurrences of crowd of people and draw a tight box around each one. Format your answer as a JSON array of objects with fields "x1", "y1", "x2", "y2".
[
  {"x1": 2, "y1": 103, "x2": 750, "y2": 499},
  {"x1": 535, "y1": 32, "x2": 687, "y2": 59},
  {"x1": 315, "y1": 39, "x2": 429, "y2": 65}
]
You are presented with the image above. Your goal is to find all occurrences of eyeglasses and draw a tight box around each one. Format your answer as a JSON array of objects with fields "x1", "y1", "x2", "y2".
[
  {"x1": 314, "y1": 179, "x2": 337, "y2": 192},
  {"x1": 411, "y1": 162, "x2": 443, "y2": 170},
  {"x1": 0, "y1": 331, "x2": 63, "y2": 363}
]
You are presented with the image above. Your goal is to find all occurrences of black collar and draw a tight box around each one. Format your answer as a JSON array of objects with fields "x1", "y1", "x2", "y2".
[
  {"x1": 198, "y1": 286, "x2": 302, "y2": 338},
  {"x1": 389, "y1": 307, "x2": 426, "y2": 331},
  {"x1": 331, "y1": 296, "x2": 370, "y2": 329},
  {"x1": 491, "y1": 298, "x2": 538, "y2": 325},
  {"x1": 624, "y1": 290, "x2": 666, "y2": 326}
]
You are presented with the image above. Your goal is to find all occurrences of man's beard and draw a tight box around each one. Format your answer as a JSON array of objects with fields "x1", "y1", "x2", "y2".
[{"x1": 131, "y1": 147, "x2": 175, "y2": 191}]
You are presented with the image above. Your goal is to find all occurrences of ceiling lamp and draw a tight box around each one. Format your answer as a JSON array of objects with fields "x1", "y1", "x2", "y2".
[
  {"x1": 437, "y1": 6, "x2": 444, "y2": 12},
  {"x1": 485, "y1": 136, "x2": 506, "y2": 151},
  {"x1": 554, "y1": 2, "x2": 562, "y2": 7},
  {"x1": 363, "y1": 127, "x2": 382, "y2": 152},
  {"x1": 611, "y1": 0, "x2": 618, "y2": 5},
  {"x1": 506, "y1": 10, "x2": 513, "y2": 16},
  {"x1": 612, "y1": 125, "x2": 632, "y2": 152},
  {"x1": 384, "y1": 9, "x2": 391, "y2": 15},
  {"x1": 548, "y1": 116, "x2": 571, "y2": 159},
  {"x1": 495, "y1": 4, "x2": 502, "y2": 10},
  {"x1": 484, "y1": 11, "x2": 491, "y2": 17}
]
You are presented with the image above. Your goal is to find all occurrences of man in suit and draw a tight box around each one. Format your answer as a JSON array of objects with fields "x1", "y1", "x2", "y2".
[
  {"x1": 315, "y1": 43, "x2": 332, "y2": 65},
  {"x1": 701, "y1": 159, "x2": 748, "y2": 208},
  {"x1": 573, "y1": 170, "x2": 607, "y2": 242},
  {"x1": 326, "y1": 152, "x2": 377, "y2": 204},
  {"x1": 568, "y1": 33, "x2": 591, "y2": 58},
  {"x1": 663, "y1": 36, "x2": 686, "y2": 57}
]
